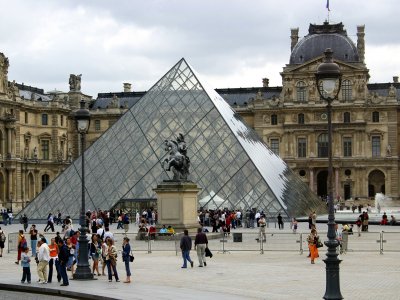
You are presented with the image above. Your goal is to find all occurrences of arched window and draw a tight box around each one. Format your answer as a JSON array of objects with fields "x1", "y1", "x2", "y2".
[
  {"x1": 318, "y1": 133, "x2": 328, "y2": 157},
  {"x1": 271, "y1": 114, "x2": 278, "y2": 125},
  {"x1": 41, "y1": 174, "x2": 50, "y2": 191},
  {"x1": 343, "y1": 112, "x2": 351, "y2": 123},
  {"x1": 296, "y1": 81, "x2": 307, "y2": 102},
  {"x1": 372, "y1": 111, "x2": 379, "y2": 123},
  {"x1": 342, "y1": 80, "x2": 352, "y2": 101},
  {"x1": 298, "y1": 113, "x2": 305, "y2": 124}
]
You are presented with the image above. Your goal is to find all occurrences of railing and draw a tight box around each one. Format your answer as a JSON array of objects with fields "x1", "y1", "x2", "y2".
[{"x1": 7, "y1": 231, "x2": 400, "y2": 255}]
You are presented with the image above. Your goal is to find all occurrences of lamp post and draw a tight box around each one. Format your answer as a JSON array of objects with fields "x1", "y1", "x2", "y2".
[
  {"x1": 315, "y1": 48, "x2": 343, "y2": 300},
  {"x1": 73, "y1": 99, "x2": 93, "y2": 280}
]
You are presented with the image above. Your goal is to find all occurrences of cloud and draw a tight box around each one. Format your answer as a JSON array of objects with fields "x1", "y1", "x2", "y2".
[{"x1": 1, "y1": 0, "x2": 399, "y2": 96}]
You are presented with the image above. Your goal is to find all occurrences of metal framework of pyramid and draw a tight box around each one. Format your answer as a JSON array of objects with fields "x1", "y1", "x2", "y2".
[{"x1": 20, "y1": 58, "x2": 326, "y2": 220}]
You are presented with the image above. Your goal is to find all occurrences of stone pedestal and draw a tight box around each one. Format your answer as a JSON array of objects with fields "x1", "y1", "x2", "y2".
[{"x1": 154, "y1": 181, "x2": 201, "y2": 233}]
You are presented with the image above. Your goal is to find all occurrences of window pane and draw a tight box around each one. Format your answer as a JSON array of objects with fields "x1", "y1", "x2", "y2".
[
  {"x1": 372, "y1": 136, "x2": 380, "y2": 157},
  {"x1": 343, "y1": 137, "x2": 352, "y2": 157},
  {"x1": 42, "y1": 174, "x2": 50, "y2": 191},
  {"x1": 271, "y1": 114, "x2": 278, "y2": 125},
  {"x1": 318, "y1": 134, "x2": 328, "y2": 157},
  {"x1": 298, "y1": 113, "x2": 305, "y2": 124},
  {"x1": 41, "y1": 140, "x2": 49, "y2": 160},
  {"x1": 95, "y1": 120, "x2": 101, "y2": 131},
  {"x1": 42, "y1": 114, "x2": 48, "y2": 125},
  {"x1": 343, "y1": 112, "x2": 350, "y2": 123},
  {"x1": 372, "y1": 112, "x2": 379, "y2": 123},
  {"x1": 342, "y1": 80, "x2": 352, "y2": 101},
  {"x1": 296, "y1": 81, "x2": 306, "y2": 102},
  {"x1": 270, "y1": 139, "x2": 279, "y2": 155},
  {"x1": 298, "y1": 138, "x2": 307, "y2": 158}
]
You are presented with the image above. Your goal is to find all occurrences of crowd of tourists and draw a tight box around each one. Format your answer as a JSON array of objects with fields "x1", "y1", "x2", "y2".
[{"x1": 8, "y1": 210, "x2": 134, "y2": 286}]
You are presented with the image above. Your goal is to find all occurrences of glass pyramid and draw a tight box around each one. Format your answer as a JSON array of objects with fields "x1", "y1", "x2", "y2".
[{"x1": 20, "y1": 58, "x2": 326, "y2": 220}]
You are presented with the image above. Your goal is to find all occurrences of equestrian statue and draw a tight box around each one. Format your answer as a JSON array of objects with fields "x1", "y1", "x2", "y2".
[{"x1": 162, "y1": 133, "x2": 190, "y2": 181}]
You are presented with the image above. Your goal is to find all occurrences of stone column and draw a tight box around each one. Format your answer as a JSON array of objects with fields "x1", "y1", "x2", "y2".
[
  {"x1": 154, "y1": 181, "x2": 201, "y2": 233},
  {"x1": 335, "y1": 168, "x2": 340, "y2": 198},
  {"x1": 309, "y1": 168, "x2": 314, "y2": 192}
]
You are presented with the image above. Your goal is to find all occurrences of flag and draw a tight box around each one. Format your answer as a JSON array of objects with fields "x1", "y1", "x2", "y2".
[{"x1": 326, "y1": 0, "x2": 330, "y2": 11}]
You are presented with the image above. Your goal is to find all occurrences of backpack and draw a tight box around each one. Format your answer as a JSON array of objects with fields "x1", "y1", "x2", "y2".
[
  {"x1": 0, "y1": 231, "x2": 6, "y2": 242},
  {"x1": 20, "y1": 237, "x2": 27, "y2": 249}
]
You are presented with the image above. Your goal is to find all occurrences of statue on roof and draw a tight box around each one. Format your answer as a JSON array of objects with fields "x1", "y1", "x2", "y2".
[
  {"x1": 0, "y1": 53, "x2": 9, "y2": 94},
  {"x1": 388, "y1": 84, "x2": 397, "y2": 98},
  {"x1": 69, "y1": 74, "x2": 82, "y2": 92},
  {"x1": 162, "y1": 133, "x2": 190, "y2": 181}
]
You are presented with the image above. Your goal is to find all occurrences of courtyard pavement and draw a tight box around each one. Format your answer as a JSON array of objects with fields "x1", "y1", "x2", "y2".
[{"x1": 0, "y1": 213, "x2": 399, "y2": 300}]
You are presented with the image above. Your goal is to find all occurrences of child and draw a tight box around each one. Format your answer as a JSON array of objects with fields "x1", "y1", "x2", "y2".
[{"x1": 21, "y1": 247, "x2": 31, "y2": 284}]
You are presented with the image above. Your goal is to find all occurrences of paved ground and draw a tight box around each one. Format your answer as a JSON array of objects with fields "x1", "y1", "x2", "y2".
[{"x1": 0, "y1": 213, "x2": 399, "y2": 300}]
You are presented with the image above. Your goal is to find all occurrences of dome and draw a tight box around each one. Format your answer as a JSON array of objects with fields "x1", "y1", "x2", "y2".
[{"x1": 290, "y1": 22, "x2": 360, "y2": 64}]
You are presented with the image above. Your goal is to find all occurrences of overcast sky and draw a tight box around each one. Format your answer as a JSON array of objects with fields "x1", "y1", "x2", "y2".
[{"x1": 1, "y1": 0, "x2": 399, "y2": 97}]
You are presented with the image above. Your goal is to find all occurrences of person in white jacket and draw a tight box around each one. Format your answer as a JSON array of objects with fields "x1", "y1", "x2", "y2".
[{"x1": 37, "y1": 237, "x2": 50, "y2": 284}]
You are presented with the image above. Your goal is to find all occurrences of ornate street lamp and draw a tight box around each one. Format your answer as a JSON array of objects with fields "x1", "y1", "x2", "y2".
[
  {"x1": 316, "y1": 48, "x2": 343, "y2": 300},
  {"x1": 73, "y1": 99, "x2": 93, "y2": 280}
]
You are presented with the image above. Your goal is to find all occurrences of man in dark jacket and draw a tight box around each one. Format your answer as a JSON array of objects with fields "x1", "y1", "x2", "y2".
[
  {"x1": 180, "y1": 230, "x2": 193, "y2": 268},
  {"x1": 194, "y1": 227, "x2": 208, "y2": 267},
  {"x1": 57, "y1": 240, "x2": 69, "y2": 286}
]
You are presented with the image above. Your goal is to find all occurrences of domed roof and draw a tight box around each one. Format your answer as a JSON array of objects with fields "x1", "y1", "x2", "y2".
[{"x1": 290, "y1": 22, "x2": 359, "y2": 65}]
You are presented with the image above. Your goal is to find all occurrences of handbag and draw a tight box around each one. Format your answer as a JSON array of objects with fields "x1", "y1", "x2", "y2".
[
  {"x1": 129, "y1": 250, "x2": 134, "y2": 262},
  {"x1": 205, "y1": 247, "x2": 213, "y2": 258},
  {"x1": 316, "y1": 238, "x2": 323, "y2": 248}
]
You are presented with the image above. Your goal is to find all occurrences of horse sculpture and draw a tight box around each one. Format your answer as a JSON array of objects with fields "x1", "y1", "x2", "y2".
[{"x1": 162, "y1": 134, "x2": 190, "y2": 181}]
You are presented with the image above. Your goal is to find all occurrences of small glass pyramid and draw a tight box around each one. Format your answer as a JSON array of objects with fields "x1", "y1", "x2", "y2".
[{"x1": 20, "y1": 59, "x2": 326, "y2": 219}]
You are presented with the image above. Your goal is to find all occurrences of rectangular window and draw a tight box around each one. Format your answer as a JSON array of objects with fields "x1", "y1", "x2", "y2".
[
  {"x1": 298, "y1": 138, "x2": 307, "y2": 158},
  {"x1": 343, "y1": 137, "x2": 352, "y2": 157},
  {"x1": 42, "y1": 114, "x2": 48, "y2": 125},
  {"x1": 270, "y1": 138, "x2": 279, "y2": 155},
  {"x1": 372, "y1": 136, "x2": 380, "y2": 157},
  {"x1": 41, "y1": 140, "x2": 49, "y2": 160},
  {"x1": 25, "y1": 112, "x2": 28, "y2": 124},
  {"x1": 60, "y1": 115, "x2": 64, "y2": 126},
  {"x1": 95, "y1": 120, "x2": 101, "y2": 131}
]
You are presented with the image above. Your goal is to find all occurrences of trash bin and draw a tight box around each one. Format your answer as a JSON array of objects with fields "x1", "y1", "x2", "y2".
[{"x1": 233, "y1": 232, "x2": 242, "y2": 242}]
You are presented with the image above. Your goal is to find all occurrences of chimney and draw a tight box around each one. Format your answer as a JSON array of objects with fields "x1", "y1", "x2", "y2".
[
  {"x1": 123, "y1": 82, "x2": 132, "y2": 92},
  {"x1": 357, "y1": 25, "x2": 365, "y2": 63},
  {"x1": 393, "y1": 76, "x2": 399, "y2": 83},
  {"x1": 262, "y1": 78, "x2": 269, "y2": 87},
  {"x1": 290, "y1": 28, "x2": 299, "y2": 51}
]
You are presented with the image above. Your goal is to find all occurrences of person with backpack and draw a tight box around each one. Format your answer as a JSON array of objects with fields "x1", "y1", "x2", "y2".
[
  {"x1": 0, "y1": 227, "x2": 6, "y2": 257},
  {"x1": 16, "y1": 230, "x2": 27, "y2": 264}
]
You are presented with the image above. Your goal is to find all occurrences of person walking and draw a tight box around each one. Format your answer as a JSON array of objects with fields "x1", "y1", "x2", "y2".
[
  {"x1": 48, "y1": 238, "x2": 59, "y2": 283},
  {"x1": 307, "y1": 228, "x2": 319, "y2": 264},
  {"x1": 57, "y1": 239, "x2": 69, "y2": 286},
  {"x1": 194, "y1": 227, "x2": 208, "y2": 267},
  {"x1": 180, "y1": 229, "x2": 194, "y2": 269},
  {"x1": 44, "y1": 213, "x2": 55, "y2": 232},
  {"x1": 22, "y1": 214, "x2": 29, "y2": 232},
  {"x1": 122, "y1": 237, "x2": 132, "y2": 283},
  {"x1": 355, "y1": 217, "x2": 362, "y2": 237},
  {"x1": 89, "y1": 234, "x2": 101, "y2": 276},
  {"x1": 16, "y1": 230, "x2": 27, "y2": 265},
  {"x1": 29, "y1": 225, "x2": 38, "y2": 257},
  {"x1": 277, "y1": 213, "x2": 284, "y2": 229},
  {"x1": 37, "y1": 237, "x2": 50, "y2": 284},
  {"x1": 106, "y1": 238, "x2": 119, "y2": 282},
  {"x1": 258, "y1": 215, "x2": 267, "y2": 241},
  {"x1": 0, "y1": 227, "x2": 6, "y2": 257},
  {"x1": 20, "y1": 247, "x2": 31, "y2": 284}
]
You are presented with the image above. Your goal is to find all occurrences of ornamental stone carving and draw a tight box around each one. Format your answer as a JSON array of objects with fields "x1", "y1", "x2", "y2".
[{"x1": 69, "y1": 74, "x2": 82, "y2": 92}]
